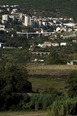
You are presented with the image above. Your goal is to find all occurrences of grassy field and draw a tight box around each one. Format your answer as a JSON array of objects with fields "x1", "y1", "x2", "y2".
[
  {"x1": 28, "y1": 77, "x2": 65, "y2": 92},
  {"x1": 27, "y1": 64, "x2": 77, "y2": 92},
  {"x1": 0, "y1": 112, "x2": 47, "y2": 116}
]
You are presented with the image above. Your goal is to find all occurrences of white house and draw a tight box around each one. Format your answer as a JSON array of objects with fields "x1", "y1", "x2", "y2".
[
  {"x1": 56, "y1": 27, "x2": 61, "y2": 32},
  {"x1": 43, "y1": 41, "x2": 52, "y2": 47},
  {"x1": 63, "y1": 23, "x2": 76, "y2": 27},
  {"x1": 51, "y1": 43, "x2": 59, "y2": 47},
  {"x1": 60, "y1": 42, "x2": 67, "y2": 46},
  {"x1": 67, "y1": 60, "x2": 77, "y2": 65},
  {"x1": 0, "y1": 42, "x2": 6, "y2": 48}
]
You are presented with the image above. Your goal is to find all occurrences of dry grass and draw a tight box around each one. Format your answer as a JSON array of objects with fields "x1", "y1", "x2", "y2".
[
  {"x1": 0, "y1": 112, "x2": 47, "y2": 116},
  {"x1": 26, "y1": 64, "x2": 77, "y2": 76}
]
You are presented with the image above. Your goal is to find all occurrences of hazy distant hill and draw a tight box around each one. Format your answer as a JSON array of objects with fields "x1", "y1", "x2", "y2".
[{"x1": 0, "y1": 0, "x2": 77, "y2": 20}]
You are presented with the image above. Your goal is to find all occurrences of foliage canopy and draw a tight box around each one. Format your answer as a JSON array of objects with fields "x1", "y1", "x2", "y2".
[{"x1": 66, "y1": 71, "x2": 77, "y2": 98}]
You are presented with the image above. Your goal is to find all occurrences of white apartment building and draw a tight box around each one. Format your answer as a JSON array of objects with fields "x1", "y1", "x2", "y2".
[{"x1": 23, "y1": 15, "x2": 32, "y2": 26}]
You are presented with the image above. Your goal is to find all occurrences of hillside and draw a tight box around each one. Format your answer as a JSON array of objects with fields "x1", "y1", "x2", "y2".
[{"x1": 0, "y1": 0, "x2": 77, "y2": 20}]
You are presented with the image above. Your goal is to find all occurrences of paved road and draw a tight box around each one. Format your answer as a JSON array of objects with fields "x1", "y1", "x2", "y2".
[{"x1": 63, "y1": 34, "x2": 77, "y2": 39}]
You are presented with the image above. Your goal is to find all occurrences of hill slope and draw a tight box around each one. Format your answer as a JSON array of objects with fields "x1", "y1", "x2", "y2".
[{"x1": 0, "y1": 0, "x2": 77, "y2": 20}]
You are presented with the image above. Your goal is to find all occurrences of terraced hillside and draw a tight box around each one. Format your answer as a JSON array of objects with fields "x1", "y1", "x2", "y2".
[{"x1": 0, "y1": 0, "x2": 77, "y2": 20}]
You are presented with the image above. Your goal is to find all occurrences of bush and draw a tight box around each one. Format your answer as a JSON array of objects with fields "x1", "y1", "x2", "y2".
[
  {"x1": 66, "y1": 71, "x2": 77, "y2": 98},
  {"x1": 47, "y1": 97, "x2": 77, "y2": 116},
  {"x1": 0, "y1": 64, "x2": 32, "y2": 110}
]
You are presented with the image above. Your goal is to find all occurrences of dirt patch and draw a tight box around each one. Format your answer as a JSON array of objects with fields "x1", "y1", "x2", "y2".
[{"x1": 0, "y1": 112, "x2": 47, "y2": 116}]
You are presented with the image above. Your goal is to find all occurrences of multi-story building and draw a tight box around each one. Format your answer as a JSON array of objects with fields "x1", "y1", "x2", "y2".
[
  {"x1": 2, "y1": 14, "x2": 9, "y2": 23},
  {"x1": 23, "y1": 15, "x2": 32, "y2": 26}
]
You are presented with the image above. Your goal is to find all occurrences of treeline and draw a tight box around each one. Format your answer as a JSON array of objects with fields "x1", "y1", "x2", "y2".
[
  {"x1": 0, "y1": 31, "x2": 29, "y2": 48},
  {"x1": 0, "y1": 64, "x2": 32, "y2": 110},
  {"x1": 0, "y1": 92, "x2": 64, "y2": 111}
]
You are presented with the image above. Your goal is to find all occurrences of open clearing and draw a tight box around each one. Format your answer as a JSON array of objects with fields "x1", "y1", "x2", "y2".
[
  {"x1": 26, "y1": 65, "x2": 77, "y2": 76},
  {"x1": 28, "y1": 77, "x2": 65, "y2": 92},
  {"x1": 0, "y1": 112, "x2": 47, "y2": 116}
]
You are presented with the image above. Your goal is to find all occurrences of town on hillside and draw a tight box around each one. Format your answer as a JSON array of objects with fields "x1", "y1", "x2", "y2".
[{"x1": 0, "y1": 5, "x2": 77, "y2": 65}]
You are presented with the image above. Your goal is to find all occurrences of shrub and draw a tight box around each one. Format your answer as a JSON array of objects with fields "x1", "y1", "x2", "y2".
[{"x1": 47, "y1": 97, "x2": 77, "y2": 116}]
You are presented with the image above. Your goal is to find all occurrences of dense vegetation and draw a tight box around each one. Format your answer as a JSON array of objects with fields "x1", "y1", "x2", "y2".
[
  {"x1": 1, "y1": 35, "x2": 77, "y2": 65},
  {"x1": 0, "y1": 64, "x2": 66, "y2": 111},
  {"x1": 0, "y1": 64, "x2": 32, "y2": 110},
  {"x1": 48, "y1": 97, "x2": 77, "y2": 116},
  {"x1": 0, "y1": 0, "x2": 77, "y2": 20},
  {"x1": 0, "y1": 64, "x2": 77, "y2": 116},
  {"x1": 48, "y1": 71, "x2": 77, "y2": 116}
]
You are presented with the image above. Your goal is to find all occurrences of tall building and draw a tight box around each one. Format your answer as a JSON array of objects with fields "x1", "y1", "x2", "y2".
[
  {"x1": 23, "y1": 15, "x2": 32, "y2": 26},
  {"x1": 2, "y1": 14, "x2": 9, "y2": 23}
]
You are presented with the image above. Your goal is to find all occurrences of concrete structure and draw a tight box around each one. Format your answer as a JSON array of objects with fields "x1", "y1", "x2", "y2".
[
  {"x1": 2, "y1": 14, "x2": 9, "y2": 23},
  {"x1": 32, "y1": 52, "x2": 50, "y2": 56},
  {"x1": 23, "y1": 15, "x2": 32, "y2": 26}
]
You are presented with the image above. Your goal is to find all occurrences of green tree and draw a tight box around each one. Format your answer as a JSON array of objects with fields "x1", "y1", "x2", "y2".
[
  {"x1": 66, "y1": 71, "x2": 77, "y2": 98},
  {"x1": 0, "y1": 64, "x2": 32, "y2": 110},
  {"x1": 46, "y1": 50, "x2": 62, "y2": 64},
  {"x1": 0, "y1": 65, "x2": 32, "y2": 93}
]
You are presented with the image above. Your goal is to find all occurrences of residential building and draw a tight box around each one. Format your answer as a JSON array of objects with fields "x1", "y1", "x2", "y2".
[
  {"x1": 2, "y1": 14, "x2": 9, "y2": 23},
  {"x1": 23, "y1": 15, "x2": 32, "y2": 26},
  {"x1": 60, "y1": 42, "x2": 67, "y2": 46},
  {"x1": 52, "y1": 43, "x2": 59, "y2": 47},
  {"x1": 0, "y1": 42, "x2": 6, "y2": 48},
  {"x1": 44, "y1": 41, "x2": 52, "y2": 47}
]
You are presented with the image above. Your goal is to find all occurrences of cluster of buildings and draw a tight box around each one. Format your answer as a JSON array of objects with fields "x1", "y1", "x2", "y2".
[
  {"x1": 38, "y1": 41, "x2": 67, "y2": 48},
  {"x1": 0, "y1": 5, "x2": 77, "y2": 65},
  {"x1": 0, "y1": 5, "x2": 77, "y2": 34},
  {"x1": 0, "y1": 5, "x2": 77, "y2": 47}
]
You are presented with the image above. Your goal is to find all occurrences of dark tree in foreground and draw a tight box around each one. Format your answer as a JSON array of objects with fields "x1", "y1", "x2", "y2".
[
  {"x1": 66, "y1": 71, "x2": 77, "y2": 98},
  {"x1": 0, "y1": 64, "x2": 32, "y2": 110},
  {"x1": 0, "y1": 65, "x2": 32, "y2": 93}
]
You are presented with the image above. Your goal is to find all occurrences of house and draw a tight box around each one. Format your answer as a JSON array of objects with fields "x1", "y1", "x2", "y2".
[
  {"x1": 60, "y1": 42, "x2": 67, "y2": 46},
  {"x1": 43, "y1": 41, "x2": 52, "y2": 47},
  {"x1": 2, "y1": 14, "x2": 9, "y2": 23},
  {"x1": 0, "y1": 42, "x2": 6, "y2": 48},
  {"x1": 51, "y1": 43, "x2": 59, "y2": 47},
  {"x1": 38, "y1": 44, "x2": 46, "y2": 48},
  {"x1": 63, "y1": 23, "x2": 76, "y2": 27},
  {"x1": 56, "y1": 27, "x2": 61, "y2": 32},
  {"x1": 67, "y1": 60, "x2": 77, "y2": 65}
]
